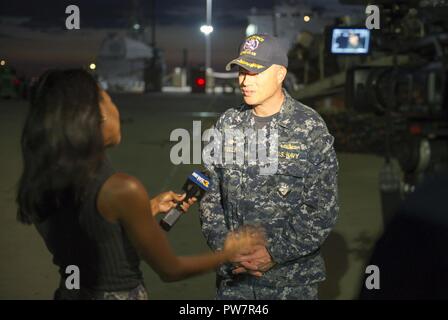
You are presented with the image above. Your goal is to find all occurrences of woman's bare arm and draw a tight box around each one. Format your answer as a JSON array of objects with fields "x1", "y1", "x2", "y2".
[{"x1": 97, "y1": 173, "x2": 233, "y2": 282}]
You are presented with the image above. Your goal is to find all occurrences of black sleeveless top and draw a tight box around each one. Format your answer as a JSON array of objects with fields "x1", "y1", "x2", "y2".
[{"x1": 33, "y1": 159, "x2": 143, "y2": 293}]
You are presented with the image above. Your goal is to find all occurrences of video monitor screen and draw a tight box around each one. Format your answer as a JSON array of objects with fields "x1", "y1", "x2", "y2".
[{"x1": 331, "y1": 28, "x2": 371, "y2": 54}]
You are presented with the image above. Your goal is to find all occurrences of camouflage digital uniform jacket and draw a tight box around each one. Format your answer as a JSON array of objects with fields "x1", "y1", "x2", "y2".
[{"x1": 199, "y1": 90, "x2": 339, "y2": 288}]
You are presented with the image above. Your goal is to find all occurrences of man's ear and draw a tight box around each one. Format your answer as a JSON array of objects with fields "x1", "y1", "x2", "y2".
[{"x1": 277, "y1": 66, "x2": 287, "y2": 84}]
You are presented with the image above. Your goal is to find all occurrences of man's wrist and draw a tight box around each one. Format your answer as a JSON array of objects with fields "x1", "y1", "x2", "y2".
[
  {"x1": 261, "y1": 260, "x2": 277, "y2": 272},
  {"x1": 265, "y1": 243, "x2": 280, "y2": 266},
  {"x1": 150, "y1": 198, "x2": 159, "y2": 216}
]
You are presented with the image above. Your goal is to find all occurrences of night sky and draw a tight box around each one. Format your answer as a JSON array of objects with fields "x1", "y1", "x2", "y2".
[{"x1": 0, "y1": 0, "x2": 348, "y2": 76}]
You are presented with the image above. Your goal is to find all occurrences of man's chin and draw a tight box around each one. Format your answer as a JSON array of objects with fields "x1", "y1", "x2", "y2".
[{"x1": 243, "y1": 96, "x2": 259, "y2": 106}]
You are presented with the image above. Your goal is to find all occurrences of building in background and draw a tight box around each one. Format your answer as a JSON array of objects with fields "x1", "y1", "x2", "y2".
[
  {"x1": 96, "y1": 0, "x2": 165, "y2": 93},
  {"x1": 96, "y1": 33, "x2": 154, "y2": 93}
]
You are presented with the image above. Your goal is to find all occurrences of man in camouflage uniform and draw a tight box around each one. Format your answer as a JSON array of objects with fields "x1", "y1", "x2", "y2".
[{"x1": 200, "y1": 34, "x2": 339, "y2": 300}]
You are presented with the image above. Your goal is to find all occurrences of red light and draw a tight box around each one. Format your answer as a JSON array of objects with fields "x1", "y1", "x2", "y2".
[
  {"x1": 195, "y1": 77, "x2": 206, "y2": 87},
  {"x1": 409, "y1": 124, "x2": 422, "y2": 135}
]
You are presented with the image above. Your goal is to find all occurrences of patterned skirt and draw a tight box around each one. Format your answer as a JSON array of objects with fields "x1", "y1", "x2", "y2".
[{"x1": 54, "y1": 283, "x2": 149, "y2": 300}]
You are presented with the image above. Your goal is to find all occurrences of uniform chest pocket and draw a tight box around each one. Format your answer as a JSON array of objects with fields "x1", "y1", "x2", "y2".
[{"x1": 266, "y1": 162, "x2": 307, "y2": 207}]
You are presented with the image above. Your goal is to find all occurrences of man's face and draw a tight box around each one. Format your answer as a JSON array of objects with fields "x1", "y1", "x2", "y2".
[
  {"x1": 238, "y1": 65, "x2": 286, "y2": 106},
  {"x1": 348, "y1": 33, "x2": 360, "y2": 47}
]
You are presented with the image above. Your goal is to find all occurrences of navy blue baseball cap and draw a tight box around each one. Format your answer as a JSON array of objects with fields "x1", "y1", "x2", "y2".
[{"x1": 225, "y1": 34, "x2": 288, "y2": 74}]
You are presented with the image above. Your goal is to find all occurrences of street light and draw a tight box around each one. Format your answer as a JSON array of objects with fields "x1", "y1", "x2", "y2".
[
  {"x1": 246, "y1": 24, "x2": 258, "y2": 37},
  {"x1": 89, "y1": 63, "x2": 96, "y2": 70},
  {"x1": 304, "y1": 15, "x2": 311, "y2": 22},
  {"x1": 0, "y1": 60, "x2": 5, "y2": 66},
  {"x1": 200, "y1": 25, "x2": 213, "y2": 35},
  {"x1": 199, "y1": 0, "x2": 213, "y2": 93}
]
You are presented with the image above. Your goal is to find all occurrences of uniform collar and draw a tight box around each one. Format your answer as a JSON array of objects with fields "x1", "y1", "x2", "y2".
[
  {"x1": 238, "y1": 89, "x2": 295, "y2": 129},
  {"x1": 277, "y1": 89, "x2": 295, "y2": 129}
]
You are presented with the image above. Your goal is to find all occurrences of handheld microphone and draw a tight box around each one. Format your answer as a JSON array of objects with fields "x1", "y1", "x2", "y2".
[{"x1": 159, "y1": 170, "x2": 210, "y2": 232}]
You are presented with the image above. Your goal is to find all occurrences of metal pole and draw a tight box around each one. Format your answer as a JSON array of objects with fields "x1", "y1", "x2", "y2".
[
  {"x1": 151, "y1": 0, "x2": 156, "y2": 47},
  {"x1": 272, "y1": 0, "x2": 277, "y2": 36},
  {"x1": 206, "y1": 0, "x2": 212, "y2": 70},
  {"x1": 205, "y1": 0, "x2": 212, "y2": 92},
  {"x1": 206, "y1": 37, "x2": 211, "y2": 72},
  {"x1": 206, "y1": 0, "x2": 212, "y2": 27}
]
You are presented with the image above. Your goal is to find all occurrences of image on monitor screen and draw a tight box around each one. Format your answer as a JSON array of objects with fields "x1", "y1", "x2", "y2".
[{"x1": 331, "y1": 28, "x2": 371, "y2": 54}]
